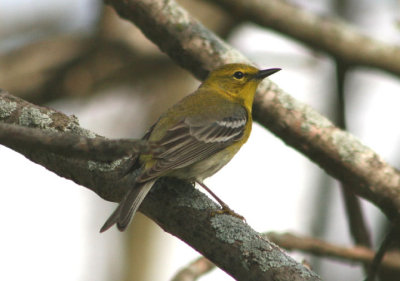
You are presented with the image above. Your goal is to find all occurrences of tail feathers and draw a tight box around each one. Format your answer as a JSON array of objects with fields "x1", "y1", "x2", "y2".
[
  {"x1": 100, "y1": 203, "x2": 122, "y2": 233},
  {"x1": 100, "y1": 180, "x2": 155, "y2": 233},
  {"x1": 117, "y1": 180, "x2": 155, "y2": 231}
]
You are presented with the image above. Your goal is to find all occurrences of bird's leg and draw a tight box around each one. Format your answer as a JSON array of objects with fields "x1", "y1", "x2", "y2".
[{"x1": 196, "y1": 181, "x2": 245, "y2": 221}]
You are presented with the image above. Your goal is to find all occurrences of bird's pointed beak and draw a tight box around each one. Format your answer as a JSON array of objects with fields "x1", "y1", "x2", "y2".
[{"x1": 255, "y1": 68, "x2": 281, "y2": 79}]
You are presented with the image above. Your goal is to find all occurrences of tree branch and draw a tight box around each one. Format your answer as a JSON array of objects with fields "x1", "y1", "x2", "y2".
[
  {"x1": 0, "y1": 91, "x2": 320, "y2": 280},
  {"x1": 171, "y1": 256, "x2": 214, "y2": 281},
  {"x1": 0, "y1": 91, "x2": 128, "y2": 200},
  {"x1": 105, "y1": 0, "x2": 400, "y2": 224},
  {"x1": 335, "y1": 59, "x2": 371, "y2": 270},
  {"x1": 365, "y1": 225, "x2": 400, "y2": 280},
  {"x1": 266, "y1": 232, "x2": 400, "y2": 274},
  {"x1": 209, "y1": 0, "x2": 400, "y2": 77},
  {"x1": 0, "y1": 123, "x2": 159, "y2": 162},
  {"x1": 171, "y1": 231, "x2": 400, "y2": 280}
]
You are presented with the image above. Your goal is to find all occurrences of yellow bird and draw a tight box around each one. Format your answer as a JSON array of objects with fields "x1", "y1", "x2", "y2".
[{"x1": 100, "y1": 63, "x2": 280, "y2": 232}]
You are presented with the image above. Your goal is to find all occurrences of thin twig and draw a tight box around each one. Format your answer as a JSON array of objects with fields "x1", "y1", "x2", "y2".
[
  {"x1": 171, "y1": 257, "x2": 214, "y2": 281},
  {"x1": 365, "y1": 225, "x2": 400, "y2": 281},
  {"x1": 266, "y1": 232, "x2": 400, "y2": 273},
  {"x1": 334, "y1": 59, "x2": 371, "y2": 271},
  {"x1": 170, "y1": 231, "x2": 400, "y2": 281},
  {"x1": 340, "y1": 187, "x2": 372, "y2": 247}
]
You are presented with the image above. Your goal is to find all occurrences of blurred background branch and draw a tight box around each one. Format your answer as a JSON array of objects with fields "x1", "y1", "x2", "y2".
[
  {"x1": 171, "y1": 231, "x2": 400, "y2": 280},
  {"x1": 207, "y1": 0, "x2": 400, "y2": 77}
]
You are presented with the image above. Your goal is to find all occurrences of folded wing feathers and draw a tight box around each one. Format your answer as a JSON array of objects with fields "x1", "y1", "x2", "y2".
[
  {"x1": 191, "y1": 115, "x2": 246, "y2": 143},
  {"x1": 140, "y1": 112, "x2": 247, "y2": 181}
]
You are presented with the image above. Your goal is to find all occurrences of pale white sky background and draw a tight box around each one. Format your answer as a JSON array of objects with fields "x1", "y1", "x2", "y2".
[{"x1": 1, "y1": 1, "x2": 400, "y2": 281}]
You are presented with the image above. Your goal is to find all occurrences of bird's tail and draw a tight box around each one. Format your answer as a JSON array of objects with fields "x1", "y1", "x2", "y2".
[{"x1": 100, "y1": 180, "x2": 156, "y2": 232}]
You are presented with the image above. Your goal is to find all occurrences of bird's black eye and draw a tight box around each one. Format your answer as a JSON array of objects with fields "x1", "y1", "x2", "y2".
[{"x1": 233, "y1": 71, "x2": 244, "y2": 79}]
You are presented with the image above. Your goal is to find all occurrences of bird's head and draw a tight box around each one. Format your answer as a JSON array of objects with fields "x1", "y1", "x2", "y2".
[{"x1": 201, "y1": 63, "x2": 280, "y2": 107}]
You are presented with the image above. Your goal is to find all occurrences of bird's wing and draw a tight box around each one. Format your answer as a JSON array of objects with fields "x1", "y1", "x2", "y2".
[{"x1": 139, "y1": 106, "x2": 248, "y2": 181}]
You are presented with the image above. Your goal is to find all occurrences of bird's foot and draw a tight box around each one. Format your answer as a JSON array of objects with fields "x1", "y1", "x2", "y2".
[{"x1": 211, "y1": 204, "x2": 246, "y2": 222}]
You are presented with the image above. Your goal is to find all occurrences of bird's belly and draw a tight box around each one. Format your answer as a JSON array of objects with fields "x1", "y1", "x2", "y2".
[{"x1": 169, "y1": 147, "x2": 238, "y2": 182}]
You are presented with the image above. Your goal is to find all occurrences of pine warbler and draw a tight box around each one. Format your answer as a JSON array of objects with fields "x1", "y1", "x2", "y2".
[{"x1": 100, "y1": 63, "x2": 280, "y2": 232}]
